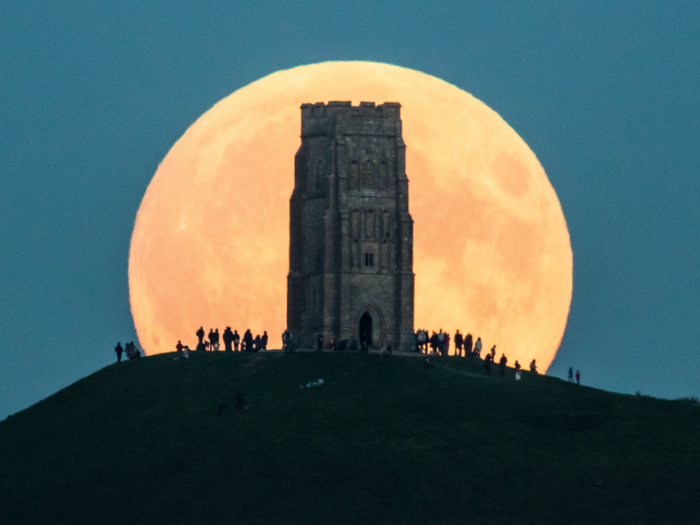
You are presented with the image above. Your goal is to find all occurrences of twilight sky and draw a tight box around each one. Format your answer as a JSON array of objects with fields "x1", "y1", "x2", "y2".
[{"x1": 1, "y1": 2, "x2": 698, "y2": 420}]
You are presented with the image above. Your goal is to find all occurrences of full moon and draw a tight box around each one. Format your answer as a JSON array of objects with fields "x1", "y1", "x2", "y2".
[{"x1": 129, "y1": 61, "x2": 572, "y2": 370}]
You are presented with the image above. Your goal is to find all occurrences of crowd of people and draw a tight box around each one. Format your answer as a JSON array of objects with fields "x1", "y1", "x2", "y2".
[
  {"x1": 412, "y1": 328, "x2": 484, "y2": 357},
  {"x1": 170, "y1": 327, "x2": 269, "y2": 359},
  {"x1": 191, "y1": 326, "x2": 269, "y2": 353},
  {"x1": 111, "y1": 325, "x2": 581, "y2": 384},
  {"x1": 113, "y1": 341, "x2": 141, "y2": 361},
  {"x1": 413, "y1": 328, "x2": 550, "y2": 380}
]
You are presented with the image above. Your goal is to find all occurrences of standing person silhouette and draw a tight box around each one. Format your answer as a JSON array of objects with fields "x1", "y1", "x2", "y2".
[
  {"x1": 530, "y1": 359, "x2": 538, "y2": 374},
  {"x1": 437, "y1": 330, "x2": 445, "y2": 355},
  {"x1": 499, "y1": 354, "x2": 508, "y2": 377},
  {"x1": 484, "y1": 353, "x2": 492, "y2": 375},
  {"x1": 233, "y1": 330, "x2": 240, "y2": 351},
  {"x1": 262, "y1": 331, "x2": 268, "y2": 351},
  {"x1": 473, "y1": 337, "x2": 482, "y2": 358},
  {"x1": 196, "y1": 326, "x2": 205, "y2": 345},
  {"x1": 115, "y1": 342, "x2": 123, "y2": 362},
  {"x1": 576, "y1": 370, "x2": 581, "y2": 385},
  {"x1": 243, "y1": 329, "x2": 253, "y2": 352},
  {"x1": 454, "y1": 330, "x2": 463, "y2": 357},
  {"x1": 464, "y1": 333, "x2": 473, "y2": 356},
  {"x1": 568, "y1": 367, "x2": 574, "y2": 382},
  {"x1": 176, "y1": 340, "x2": 183, "y2": 359},
  {"x1": 223, "y1": 327, "x2": 234, "y2": 352}
]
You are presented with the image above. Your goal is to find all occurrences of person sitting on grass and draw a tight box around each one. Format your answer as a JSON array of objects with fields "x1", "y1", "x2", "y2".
[
  {"x1": 424, "y1": 356, "x2": 433, "y2": 368},
  {"x1": 530, "y1": 359, "x2": 538, "y2": 374},
  {"x1": 381, "y1": 344, "x2": 393, "y2": 357}
]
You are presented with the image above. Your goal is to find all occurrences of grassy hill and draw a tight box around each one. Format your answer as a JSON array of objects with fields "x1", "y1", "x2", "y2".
[{"x1": 1, "y1": 351, "x2": 699, "y2": 525}]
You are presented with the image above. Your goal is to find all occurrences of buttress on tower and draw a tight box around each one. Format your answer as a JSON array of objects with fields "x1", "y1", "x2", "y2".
[{"x1": 287, "y1": 101, "x2": 414, "y2": 351}]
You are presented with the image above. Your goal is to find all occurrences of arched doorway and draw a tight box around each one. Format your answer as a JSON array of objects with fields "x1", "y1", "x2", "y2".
[{"x1": 359, "y1": 311, "x2": 373, "y2": 347}]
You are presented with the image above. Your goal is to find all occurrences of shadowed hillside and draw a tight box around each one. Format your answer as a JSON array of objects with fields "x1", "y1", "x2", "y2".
[{"x1": 1, "y1": 351, "x2": 699, "y2": 525}]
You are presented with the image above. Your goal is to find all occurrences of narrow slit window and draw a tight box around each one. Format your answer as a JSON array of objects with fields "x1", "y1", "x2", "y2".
[{"x1": 365, "y1": 253, "x2": 374, "y2": 267}]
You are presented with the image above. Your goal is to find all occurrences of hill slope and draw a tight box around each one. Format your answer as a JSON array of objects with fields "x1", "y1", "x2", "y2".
[{"x1": 1, "y1": 351, "x2": 699, "y2": 524}]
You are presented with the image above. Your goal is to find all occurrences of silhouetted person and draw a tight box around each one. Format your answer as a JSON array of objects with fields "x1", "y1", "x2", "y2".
[
  {"x1": 484, "y1": 353, "x2": 492, "y2": 375},
  {"x1": 176, "y1": 340, "x2": 183, "y2": 359},
  {"x1": 262, "y1": 331, "x2": 268, "y2": 351},
  {"x1": 208, "y1": 329, "x2": 215, "y2": 351},
  {"x1": 514, "y1": 360, "x2": 521, "y2": 372},
  {"x1": 282, "y1": 329, "x2": 291, "y2": 352},
  {"x1": 317, "y1": 334, "x2": 324, "y2": 352},
  {"x1": 223, "y1": 327, "x2": 234, "y2": 352},
  {"x1": 254, "y1": 335, "x2": 261, "y2": 352},
  {"x1": 444, "y1": 332, "x2": 450, "y2": 356},
  {"x1": 499, "y1": 354, "x2": 508, "y2": 377},
  {"x1": 233, "y1": 330, "x2": 240, "y2": 351},
  {"x1": 326, "y1": 337, "x2": 335, "y2": 351},
  {"x1": 126, "y1": 342, "x2": 141, "y2": 359},
  {"x1": 196, "y1": 326, "x2": 205, "y2": 345},
  {"x1": 530, "y1": 359, "x2": 538, "y2": 374},
  {"x1": 464, "y1": 333, "x2": 473, "y2": 357},
  {"x1": 243, "y1": 329, "x2": 253, "y2": 352},
  {"x1": 490, "y1": 345, "x2": 496, "y2": 361},
  {"x1": 454, "y1": 330, "x2": 463, "y2": 357},
  {"x1": 235, "y1": 391, "x2": 244, "y2": 411},
  {"x1": 287, "y1": 330, "x2": 295, "y2": 353},
  {"x1": 576, "y1": 370, "x2": 581, "y2": 385},
  {"x1": 381, "y1": 344, "x2": 393, "y2": 357},
  {"x1": 213, "y1": 329, "x2": 220, "y2": 351},
  {"x1": 473, "y1": 337, "x2": 482, "y2": 358},
  {"x1": 424, "y1": 356, "x2": 433, "y2": 368},
  {"x1": 417, "y1": 329, "x2": 427, "y2": 353},
  {"x1": 430, "y1": 332, "x2": 439, "y2": 355},
  {"x1": 437, "y1": 329, "x2": 445, "y2": 355},
  {"x1": 568, "y1": 367, "x2": 574, "y2": 382},
  {"x1": 115, "y1": 342, "x2": 123, "y2": 362}
]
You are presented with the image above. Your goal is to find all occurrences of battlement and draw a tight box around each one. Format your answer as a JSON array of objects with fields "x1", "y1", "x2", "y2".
[{"x1": 300, "y1": 101, "x2": 402, "y2": 137}]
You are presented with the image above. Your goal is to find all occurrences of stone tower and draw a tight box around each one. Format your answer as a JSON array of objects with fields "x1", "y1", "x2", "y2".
[{"x1": 287, "y1": 101, "x2": 414, "y2": 351}]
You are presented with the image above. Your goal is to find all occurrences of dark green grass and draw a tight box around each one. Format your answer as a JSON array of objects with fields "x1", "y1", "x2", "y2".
[{"x1": 1, "y1": 351, "x2": 699, "y2": 524}]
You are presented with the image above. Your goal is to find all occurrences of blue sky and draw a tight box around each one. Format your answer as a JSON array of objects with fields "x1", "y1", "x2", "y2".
[{"x1": 1, "y1": 1, "x2": 698, "y2": 419}]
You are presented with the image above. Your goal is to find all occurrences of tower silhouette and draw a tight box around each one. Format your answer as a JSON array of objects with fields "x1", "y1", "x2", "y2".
[{"x1": 287, "y1": 101, "x2": 414, "y2": 350}]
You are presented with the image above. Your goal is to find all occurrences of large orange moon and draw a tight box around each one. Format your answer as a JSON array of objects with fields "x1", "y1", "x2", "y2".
[{"x1": 129, "y1": 61, "x2": 572, "y2": 370}]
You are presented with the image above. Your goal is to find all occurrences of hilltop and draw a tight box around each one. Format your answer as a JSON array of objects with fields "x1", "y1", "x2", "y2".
[{"x1": 1, "y1": 351, "x2": 699, "y2": 524}]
